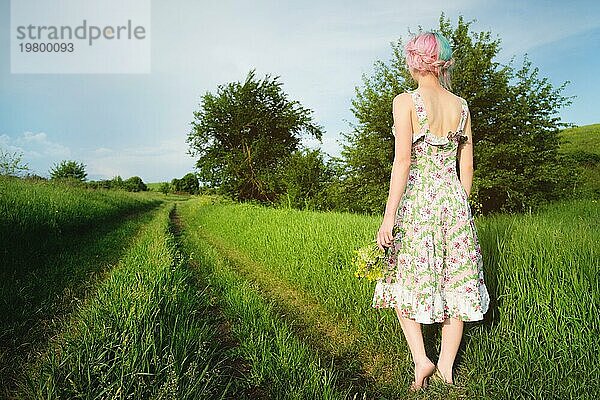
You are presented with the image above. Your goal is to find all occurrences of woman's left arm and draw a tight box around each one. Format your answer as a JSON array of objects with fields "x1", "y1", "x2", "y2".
[{"x1": 377, "y1": 93, "x2": 413, "y2": 250}]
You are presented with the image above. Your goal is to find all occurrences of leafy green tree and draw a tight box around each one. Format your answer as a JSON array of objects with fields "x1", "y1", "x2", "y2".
[
  {"x1": 170, "y1": 178, "x2": 181, "y2": 193},
  {"x1": 123, "y1": 176, "x2": 148, "y2": 192},
  {"x1": 340, "y1": 13, "x2": 574, "y2": 215},
  {"x1": 159, "y1": 182, "x2": 171, "y2": 195},
  {"x1": 49, "y1": 160, "x2": 87, "y2": 181},
  {"x1": 446, "y1": 18, "x2": 575, "y2": 214},
  {"x1": 0, "y1": 147, "x2": 29, "y2": 177},
  {"x1": 277, "y1": 148, "x2": 331, "y2": 210},
  {"x1": 87, "y1": 178, "x2": 115, "y2": 189},
  {"x1": 111, "y1": 175, "x2": 124, "y2": 189},
  {"x1": 180, "y1": 173, "x2": 199, "y2": 194},
  {"x1": 187, "y1": 68, "x2": 324, "y2": 204}
]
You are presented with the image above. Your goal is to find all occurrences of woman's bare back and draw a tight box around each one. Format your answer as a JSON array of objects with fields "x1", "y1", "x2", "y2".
[{"x1": 410, "y1": 88, "x2": 464, "y2": 138}]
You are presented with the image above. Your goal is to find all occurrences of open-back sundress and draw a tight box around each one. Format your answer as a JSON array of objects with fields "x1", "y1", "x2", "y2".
[{"x1": 371, "y1": 89, "x2": 490, "y2": 324}]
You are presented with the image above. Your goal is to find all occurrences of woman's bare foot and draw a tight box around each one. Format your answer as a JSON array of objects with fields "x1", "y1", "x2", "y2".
[
  {"x1": 409, "y1": 359, "x2": 437, "y2": 391},
  {"x1": 434, "y1": 365, "x2": 454, "y2": 384}
]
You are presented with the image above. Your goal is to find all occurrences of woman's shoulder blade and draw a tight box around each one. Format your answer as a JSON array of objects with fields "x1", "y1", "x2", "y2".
[
  {"x1": 394, "y1": 91, "x2": 413, "y2": 100},
  {"x1": 392, "y1": 92, "x2": 413, "y2": 109}
]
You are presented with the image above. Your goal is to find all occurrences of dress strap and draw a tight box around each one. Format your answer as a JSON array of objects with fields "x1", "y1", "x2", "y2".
[
  {"x1": 410, "y1": 90, "x2": 428, "y2": 132},
  {"x1": 457, "y1": 98, "x2": 468, "y2": 133}
]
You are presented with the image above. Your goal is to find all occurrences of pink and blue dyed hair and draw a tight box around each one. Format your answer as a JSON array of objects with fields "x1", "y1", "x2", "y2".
[{"x1": 404, "y1": 30, "x2": 455, "y2": 90}]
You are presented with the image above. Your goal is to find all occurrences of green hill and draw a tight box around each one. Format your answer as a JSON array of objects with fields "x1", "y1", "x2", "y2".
[
  {"x1": 146, "y1": 182, "x2": 165, "y2": 191},
  {"x1": 557, "y1": 123, "x2": 600, "y2": 198},
  {"x1": 558, "y1": 123, "x2": 600, "y2": 155}
]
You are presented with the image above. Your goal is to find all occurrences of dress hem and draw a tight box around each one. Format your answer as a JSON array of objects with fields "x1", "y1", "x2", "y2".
[{"x1": 371, "y1": 280, "x2": 490, "y2": 324}]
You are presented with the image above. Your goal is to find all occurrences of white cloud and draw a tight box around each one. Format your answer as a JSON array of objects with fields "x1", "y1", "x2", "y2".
[
  {"x1": 0, "y1": 131, "x2": 71, "y2": 159},
  {"x1": 0, "y1": 132, "x2": 73, "y2": 176},
  {"x1": 0, "y1": 132, "x2": 195, "y2": 182},
  {"x1": 84, "y1": 138, "x2": 196, "y2": 182},
  {"x1": 0, "y1": 131, "x2": 72, "y2": 176},
  {"x1": 92, "y1": 147, "x2": 113, "y2": 155}
]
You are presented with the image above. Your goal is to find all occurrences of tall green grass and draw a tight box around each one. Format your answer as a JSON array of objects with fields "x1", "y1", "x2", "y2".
[
  {"x1": 461, "y1": 199, "x2": 599, "y2": 398},
  {"x1": 16, "y1": 204, "x2": 237, "y2": 399},
  {"x1": 0, "y1": 176, "x2": 166, "y2": 394},
  {"x1": 0, "y1": 176, "x2": 162, "y2": 247},
  {"x1": 178, "y1": 196, "x2": 599, "y2": 399},
  {"x1": 0, "y1": 175, "x2": 164, "y2": 277},
  {"x1": 0, "y1": 206, "x2": 160, "y2": 395},
  {"x1": 177, "y1": 202, "x2": 356, "y2": 399}
]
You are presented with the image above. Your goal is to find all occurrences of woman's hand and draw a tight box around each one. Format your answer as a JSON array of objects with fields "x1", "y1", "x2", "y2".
[{"x1": 377, "y1": 216, "x2": 395, "y2": 251}]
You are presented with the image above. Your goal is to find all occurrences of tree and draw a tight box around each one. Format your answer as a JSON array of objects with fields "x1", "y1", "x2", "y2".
[
  {"x1": 168, "y1": 173, "x2": 199, "y2": 194},
  {"x1": 49, "y1": 160, "x2": 87, "y2": 181},
  {"x1": 0, "y1": 147, "x2": 29, "y2": 177},
  {"x1": 340, "y1": 13, "x2": 574, "y2": 215},
  {"x1": 159, "y1": 182, "x2": 171, "y2": 195},
  {"x1": 180, "y1": 173, "x2": 199, "y2": 195},
  {"x1": 123, "y1": 176, "x2": 148, "y2": 192},
  {"x1": 277, "y1": 148, "x2": 331, "y2": 210},
  {"x1": 171, "y1": 178, "x2": 183, "y2": 193},
  {"x1": 111, "y1": 175, "x2": 124, "y2": 189},
  {"x1": 440, "y1": 17, "x2": 576, "y2": 213},
  {"x1": 187, "y1": 68, "x2": 324, "y2": 204}
]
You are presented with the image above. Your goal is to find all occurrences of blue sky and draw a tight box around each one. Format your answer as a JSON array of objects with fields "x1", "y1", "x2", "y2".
[{"x1": 1, "y1": 0, "x2": 599, "y2": 182}]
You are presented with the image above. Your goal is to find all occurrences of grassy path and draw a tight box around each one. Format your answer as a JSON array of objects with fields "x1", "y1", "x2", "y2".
[
  {"x1": 175, "y1": 203, "x2": 359, "y2": 399},
  {"x1": 176, "y1": 199, "x2": 436, "y2": 399},
  {"x1": 186, "y1": 217, "x2": 394, "y2": 392},
  {"x1": 168, "y1": 205, "x2": 269, "y2": 399},
  {"x1": 11, "y1": 202, "x2": 246, "y2": 399}
]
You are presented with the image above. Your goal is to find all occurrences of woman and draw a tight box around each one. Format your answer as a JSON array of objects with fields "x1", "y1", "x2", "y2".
[{"x1": 371, "y1": 31, "x2": 490, "y2": 391}]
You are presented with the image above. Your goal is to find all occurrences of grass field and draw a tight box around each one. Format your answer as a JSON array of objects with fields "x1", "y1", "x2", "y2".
[
  {"x1": 174, "y1": 195, "x2": 599, "y2": 399},
  {"x1": 1, "y1": 153, "x2": 598, "y2": 398},
  {"x1": 0, "y1": 177, "x2": 166, "y2": 396}
]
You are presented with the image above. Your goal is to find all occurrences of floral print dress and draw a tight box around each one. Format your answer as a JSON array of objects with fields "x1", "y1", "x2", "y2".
[{"x1": 371, "y1": 89, "x2": 490, "y2": 324}]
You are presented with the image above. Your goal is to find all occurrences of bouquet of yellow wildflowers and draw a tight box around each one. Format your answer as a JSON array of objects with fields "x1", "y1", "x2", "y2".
[{"x1": 352, "y1": 224, "x2": 402, "y2": 281}]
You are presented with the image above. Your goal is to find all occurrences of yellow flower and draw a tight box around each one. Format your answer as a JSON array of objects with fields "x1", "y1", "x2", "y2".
[{"x1": 351, "y1": 225, "x2": 404, "y2": 282}]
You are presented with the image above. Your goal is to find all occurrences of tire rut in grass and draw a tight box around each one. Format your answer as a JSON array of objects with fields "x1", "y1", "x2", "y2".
[{"x1": 168, "y1": 204, "x2": 269, "y2": 399}]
